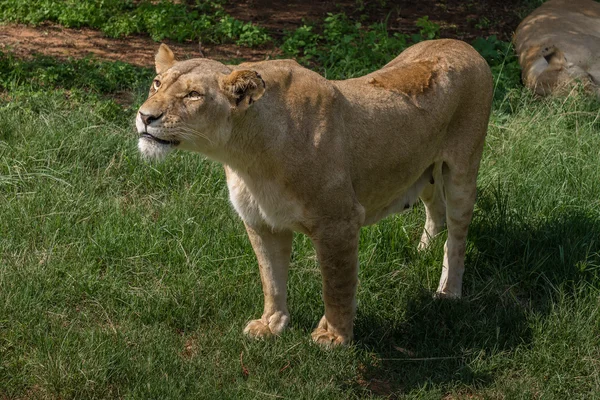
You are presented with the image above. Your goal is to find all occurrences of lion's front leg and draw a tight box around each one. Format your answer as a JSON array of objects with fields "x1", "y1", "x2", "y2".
[
  {"x1": 243, "y1": 223, "x2": 293, "y2": 339},
  {"x1": 310, "y1": 221, "x2": 360, "y2": 346}
]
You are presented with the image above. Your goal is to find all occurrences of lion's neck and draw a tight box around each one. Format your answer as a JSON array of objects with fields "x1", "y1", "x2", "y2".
[{"x1": 218, "y1": 110, "x2": 278, "y2": 175}]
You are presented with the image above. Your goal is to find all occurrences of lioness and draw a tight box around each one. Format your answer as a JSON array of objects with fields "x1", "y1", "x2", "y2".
[{"x1": 136, "y1": 40, "x2": 493, "y2": 346}]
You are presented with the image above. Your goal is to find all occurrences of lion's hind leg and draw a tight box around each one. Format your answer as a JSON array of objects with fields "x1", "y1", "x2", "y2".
[
  {"x1": 418, "y1": 162, "x2": 446, "y2": 251},
  {"x1": 435, "y1": 161, "x2": 479, "y2": 299}
]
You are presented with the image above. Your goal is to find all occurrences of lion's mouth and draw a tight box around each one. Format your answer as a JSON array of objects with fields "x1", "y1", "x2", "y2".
[{"x1": 140, "y1": 132, "x2": 180, "y2": 146}]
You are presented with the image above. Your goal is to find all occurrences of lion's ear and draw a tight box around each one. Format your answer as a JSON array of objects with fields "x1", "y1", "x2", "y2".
[
  {"x1": 155, "y1": 44, "x2": 176, "y2": 74},
  {"x1": 220, "y1": 70, "x2": 266, "y2": 110}
]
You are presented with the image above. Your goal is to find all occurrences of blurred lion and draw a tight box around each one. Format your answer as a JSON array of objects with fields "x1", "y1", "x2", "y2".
[{"x1": 515, "y1": 0, "x2": 600, "y2": 96}]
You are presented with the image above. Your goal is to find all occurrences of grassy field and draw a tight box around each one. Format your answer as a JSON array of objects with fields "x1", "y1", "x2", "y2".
[{"x1": 2, "y1": 29, "x2": 600, "y2": 400}]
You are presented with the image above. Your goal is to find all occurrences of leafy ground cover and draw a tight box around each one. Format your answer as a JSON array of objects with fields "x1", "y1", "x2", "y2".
[
  {"x1": 1, "y1": 2, "x2": 600, "y2": 399},
  {"x1": 0, "y1": 0, "x2": 270, "y2": 46}
]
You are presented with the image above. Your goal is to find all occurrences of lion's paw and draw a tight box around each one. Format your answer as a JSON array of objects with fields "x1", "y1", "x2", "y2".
[
  {"x1": 311, "y1": 328, "x2": 349, "y2": 347},
  {"x1": 243, "y1": 311, "x2": 289, "y2": 339},
  {"x1": 310, "y1": 316, "x2": 352, "y2": 347}
]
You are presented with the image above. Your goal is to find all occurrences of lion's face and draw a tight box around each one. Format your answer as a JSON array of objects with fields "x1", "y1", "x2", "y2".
[
  {"x1": 136, "y1": 60, "x2": 233, "y2": 160},
  {"x1": 136, "y1": 44, "x2": 265, "y2": 161}
]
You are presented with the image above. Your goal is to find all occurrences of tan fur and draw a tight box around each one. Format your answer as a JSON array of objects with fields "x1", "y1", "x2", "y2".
[
  {"x1": 136, "y1": 39, "x2": 493, "y2": 346},
  {"x1": 155, "y1": 43, "x2": 176, "y2": 74},
  {"x1": 220, "y1": 70, "x2": 266, "y2": 108},
  {"x1": 514, "y1": 0, "x2": 600, "y2": 96},
  {"x1": 368, "y1": 59, "x2": 440, "y2": 97}
]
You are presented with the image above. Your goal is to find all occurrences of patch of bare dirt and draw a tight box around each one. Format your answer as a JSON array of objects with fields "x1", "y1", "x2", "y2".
[
  {"x1": 0, "y1": 24, "x2": 278, "y2": 68},
  {"x1": 180, "y1": 334, "x2": 200, "y2": 360}
]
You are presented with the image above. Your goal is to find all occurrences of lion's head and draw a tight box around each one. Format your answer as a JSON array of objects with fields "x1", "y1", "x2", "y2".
[{"x1": 136, "y1": 44, "x2": 266, "y2": 160}]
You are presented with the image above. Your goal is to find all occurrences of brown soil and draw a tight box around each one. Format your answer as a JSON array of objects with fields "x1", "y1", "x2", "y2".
[
  {"x1": 0, "y1": 24, "x2": 278, "y2": 67},
  {"x1": 0, "y1": 0, "x2": 525, "y2": 68}
]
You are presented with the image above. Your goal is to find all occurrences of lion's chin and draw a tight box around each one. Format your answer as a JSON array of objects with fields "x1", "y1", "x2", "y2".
[{"x1": 137, "y1": 136, "x2": 174, "y2": 161}]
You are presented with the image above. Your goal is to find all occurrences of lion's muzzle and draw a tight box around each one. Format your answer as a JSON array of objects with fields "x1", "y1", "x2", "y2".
[{"x1": 139, "y1": 111, "x2": 163, "y2": 126}]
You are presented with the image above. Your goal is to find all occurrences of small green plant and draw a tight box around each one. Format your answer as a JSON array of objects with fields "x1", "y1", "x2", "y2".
[
  {"x1": 281, "y1": 25, "x2": 321, "y2": 60},
  {"x1": 472, "y1": 35, "x2": 510, "y2": 65},
  {"x1": 216, "y1": 15, "x2": 271, "y2": 47},
  {"x1": 413, "y1": 15, "x2": 440, "y2": 41}
]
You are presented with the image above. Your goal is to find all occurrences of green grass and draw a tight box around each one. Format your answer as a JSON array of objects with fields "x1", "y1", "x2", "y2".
[
  {"x1": 1, "y1": 40, "x2": 600, "y2": 400},
  {"x1": 0, "y1": 51, "x2": 154, "y2": 94}
]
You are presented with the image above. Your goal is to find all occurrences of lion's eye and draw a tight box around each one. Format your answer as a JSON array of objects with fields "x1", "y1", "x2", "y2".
[
  {"x1": 186, "y1": 91, "x2": 203, "y2": 99},
  {"x1": 153, "y1": 80, "x2": 161, "y2": 90}
]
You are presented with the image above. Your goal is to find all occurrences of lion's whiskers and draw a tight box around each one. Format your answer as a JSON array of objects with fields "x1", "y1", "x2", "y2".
[{"x1": 177, "y1": 125, "x2": 214, "y2": 144}]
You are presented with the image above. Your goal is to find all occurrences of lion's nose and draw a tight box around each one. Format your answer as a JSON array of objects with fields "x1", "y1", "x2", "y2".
[{"x1": 139, "y1": 111, "x2": 163, "y2": 125}]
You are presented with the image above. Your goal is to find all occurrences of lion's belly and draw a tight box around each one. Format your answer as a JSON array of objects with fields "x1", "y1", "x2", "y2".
[
  {"x1": 359, "y1": 164, "x2": 434, "y2": 226},
  {"x1": 361, "y1": 188, "x2": 421, "y2": 226},
  {"x1": 226, "y1": 162, "x2": 435, "y2": 232},
  {"x1": 226, "y1": 170, "x2": 306, "y2": 231}
]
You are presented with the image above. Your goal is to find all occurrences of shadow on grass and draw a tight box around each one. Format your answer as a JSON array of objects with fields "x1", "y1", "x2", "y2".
[
  {"x1": 350, "y1": 204, "x2": 600, "y2": 396},
  {"x1": 351, "y1": 291, "x2": 529, "y2": 396}
]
